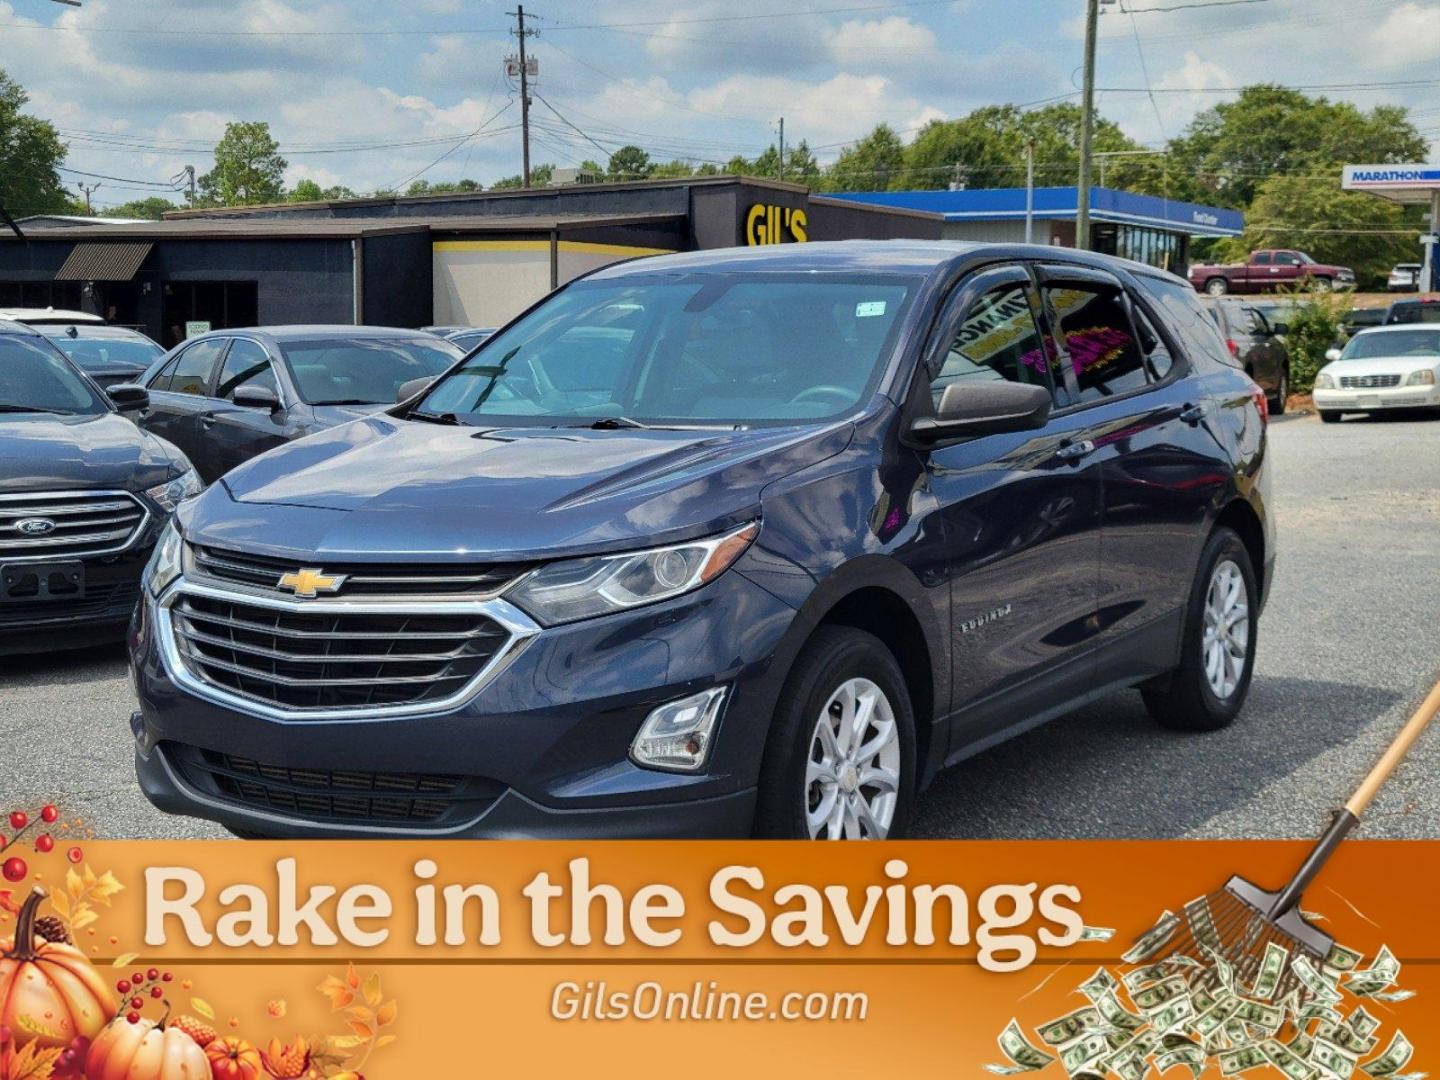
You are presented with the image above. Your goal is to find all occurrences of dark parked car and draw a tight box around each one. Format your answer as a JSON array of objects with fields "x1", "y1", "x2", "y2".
[
  {"x1": 131, "y1": 326, "x2": 462, "y2": 483},
  {"x1": 1202, "y1": 298, "x2": 1290, "y2": 412},
  {"x1": 446, "y1": 327, "x2": 498, "y2": 352},
  {"x1": 1342, "y1": 307, "x2": 1387, "y2": 337},
  {"x1": 39, "y1": 324, "x2": 165, "y2": 389},
  {"x1": 1385, "y1": 297, "x2": 1440, "y2": 325},
  {"x1": 129, "y1": 242, "x2": 1273, "y2": 840},
  {"x1": 0, "y1": 320, "x2": 197, "y2": 655}
]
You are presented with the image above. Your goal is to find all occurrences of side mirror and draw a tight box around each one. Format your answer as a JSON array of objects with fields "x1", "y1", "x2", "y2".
[
  {"x1": 1270, "y1": 322, "x2": 1289, "y2": 336},
  {"x1": 1325, "y1": 348, "x2": 1342, "y2": 362},
  {"x1": 233, "y1": 384, "x2": 280, "y2": 411},
  {"x1": 396, "y1": 376, "x2": 433, "y2": 403},
  {"x1": 106, "y1": 384, "x2": 148, "y2": 411},
  {"x1": 909, "y1": 382, "x2": 1053, "y2": 445}
]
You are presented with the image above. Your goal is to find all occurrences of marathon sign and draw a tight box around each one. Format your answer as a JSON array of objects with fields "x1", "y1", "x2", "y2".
[{"x1": 1342, "y1": 164, "x2": 1440, "y2": 190}]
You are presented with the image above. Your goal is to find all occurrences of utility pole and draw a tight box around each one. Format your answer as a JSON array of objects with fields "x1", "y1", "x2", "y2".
[
  {"x1": 1025, "y1": 143, "x2": 1035, "y2": 244},
  {"x1": 777, "y1": 117, "x2": 785, "y2": 182},
  {"x1": 78, "y1": 182, "x2": 101, "y2": 213},
  {"x1": 1076, "y1": 0, "x2": 1100, "y2": 251},
  {"x1": 183, "y1": 165, "x2": 196, "y2": 202},
  {"x1": 508, "y1": 6, "x2": 539, "y2": 188}
]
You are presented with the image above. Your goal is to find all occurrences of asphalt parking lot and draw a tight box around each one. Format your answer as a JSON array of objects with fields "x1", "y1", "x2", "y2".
[{"x1": 3, "y1": 409, "x2": 1439, "y2": 841}]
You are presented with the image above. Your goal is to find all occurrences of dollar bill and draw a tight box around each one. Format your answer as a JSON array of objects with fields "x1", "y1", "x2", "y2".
[
  {"x1": 1325, "y1": 943, "x2": 1365, "y2": 973},
  {"x1": 1313, "y1": 1037, "x2": 1360, "y2": 1079},
  {"x1": 1060, "y1": 1033, "x2": 1111, "y2": 1076},
  {"x1": 1233, "y1": 999, "x2": 1284, "y2": 1034},
  {"x1": 1263, "y1": 1038, "x2": 1320, "y2": 1080},
  {"x1": 1361, "y1": 1032, "x2": 1414, "y2": 1078},
  {"x1": 1318, "y1": 1022, "x2": 1379, "y2": 1058},
  {"x1": 1157, "y1": 1044, "x2": 1206, "y2": 1079},
  {"x1": 1349, "y1": 1008, "x2": 1382, "y2": 1039},
  {"x1": 988, "y1": 1019, "x2": 1057, "y2": 1075},
  {"x1": 1036, "y1": 1007, "x2": 1104, "y2": 1047},
  {"x1": 1345, "y1": 947, "x2": 1400, "y2": 995},
  {"x1": 1132, "y1": 974, "x2": 1189, "y2": 1014},
  {"x1": 1123, "y1": 911, "x2": 1180, "y2": 965},
  {"x1": 1366, "y1": 989, "x2": 1416, "y2": 1004},
  {"x1": 1150, "y1": 995, "x2": 1196, "y2": 1034},
  {"x1": 1123, "y1": 963, "x2": 1171, "y2": 992},
  {"x1": 1094, "y1": 990, "x2": 1146, "y2": 1034},
  {"x1": 1193, "y1": 997, "x2": 1242, "y2": 1039},
  {"x1": 1293, "y1": 955, "x2": 1345, "y2": 1005},
  {"x1": 1251, "y1": 941, "x2": 1289, "y2": 1001},
  {"x1": 1079, "y1": 925, "x2": 1116, "y2": 942},
  {"x1": 1078, "y1": 967, "x2": 1119, "y2": 1003},
  {"x1": 1203, "y1": 944, "x2": 1237, "y2": 993},
  {"x1": 1219, "y1": 1045, "x2": 1269, "y2": 1076}
]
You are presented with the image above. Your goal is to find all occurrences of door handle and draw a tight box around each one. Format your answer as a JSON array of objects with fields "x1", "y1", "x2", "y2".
[
  {"x1": 1055, "y1": 439, "x2": 1096, "y2": 461},
  {"x1": 1179, "y1": 403, "x2": 1206, "y2": 424}
]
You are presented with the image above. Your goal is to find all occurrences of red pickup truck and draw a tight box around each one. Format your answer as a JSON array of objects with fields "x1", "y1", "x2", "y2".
[{"x1": 1189, "y1": 249, "x2": 1356, "y2": 296}]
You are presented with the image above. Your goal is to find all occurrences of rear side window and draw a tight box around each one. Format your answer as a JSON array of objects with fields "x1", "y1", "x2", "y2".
[
  {"x1": 216, "y1": 339, "x2": 277, "y2": 401},
  {"x1": 1141, "y1": 275, "x2": 1238, "y2": 369},
  {"x1": 1041, "y1": 282, "x2": 1149, "y2": 402},
  {"x1": 1131, "y1": 305, "x2": 1175, "y2": 381},
  {"x1": 1252, "y1": 252, "x2": 1271, "y2": 266},
  {"x1": 161, "y1": 339, "x2": 227, "y2": 396},
  {"x1": 932, "y1": 282, "x2": 1053, "y2": 405}
]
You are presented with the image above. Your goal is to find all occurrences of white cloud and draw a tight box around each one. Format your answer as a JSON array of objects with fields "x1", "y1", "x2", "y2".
[
  {"x1": 826, "y1": 16, "x2": 938, "y2": 65},
  {"x1": 1369, "y1": 3, "x2": 1440, "y2": 68}
]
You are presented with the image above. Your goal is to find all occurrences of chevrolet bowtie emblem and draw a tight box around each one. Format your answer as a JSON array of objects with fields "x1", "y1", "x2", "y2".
[{"x1": 276, "y1": 568, "x2": 346, "y2": 598}]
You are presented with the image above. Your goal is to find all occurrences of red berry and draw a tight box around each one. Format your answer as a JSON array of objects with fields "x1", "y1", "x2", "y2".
[
  {"x1": 147, "y1": 967, "x2": 159, "y2": 981},
  {"x1": 8, "y1": 811, "x2": 26, "y2": 831},
  {"x1": 40, "y1": 805, "x2": 58, "y2": 824},
  {"x1": 161, "y1": 972, "x2": 173, "y2": 982},
  {"x1": 130, "y1": 996, "x2": 143, "y2": 1010},
  {"x1": 150, "y1": 986, "x2": 163, "y2": 999},
  {"x1": 66, "y1": 846, "x2": 82, "y2": 864},
  {"x1": 116, "y1": 980, "x2": 131, "y2": 994},
  {"x1": 35, "y1": 834, "x2": 54, "y2": 853},
  {"x1": 126, "y1": 1012, "x2": 140, "y2": 1024},
  {"x1": 1, "y1": 856, "x2": 26, "y2": 882},
  {"x1": 132, "y1": 972, "x2": 144, "y2": 985}
]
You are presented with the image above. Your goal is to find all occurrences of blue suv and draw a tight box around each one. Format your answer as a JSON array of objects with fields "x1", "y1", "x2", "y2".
[{"x1": 129, "y1": 242, "x2": 1273, "y2": 839}]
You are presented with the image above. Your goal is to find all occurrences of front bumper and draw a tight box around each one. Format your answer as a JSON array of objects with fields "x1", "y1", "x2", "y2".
[
  {"x1": 1313, "y1": 385, "x2": 1440, "y2": 412},
  {"x1": 0, "y1": 547, "x2": 153, "y2": 655},
  {"x1": 129, "y1": 567, "x2": 796, "y2": 838}
]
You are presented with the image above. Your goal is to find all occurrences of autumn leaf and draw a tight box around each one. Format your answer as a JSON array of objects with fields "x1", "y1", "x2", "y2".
[
  {"x1": 111, "y1": 952, "x2": 139, "y2": 968},
  {"x1": 374, "y1": 1034, "x2": 398, "y2": 1050},
  {"x1": 375, "y1": 1000, "x2": 397, "y2": 1027},
  {"x1": 70, "y1": 907, "x2": 98, "y2": 932},
  {"x1": 14, "y1": 1014, "x2": 64, "y2": 1041},
  {"x1": 344, "y1": 962, "x2": 360, "y2": 990},
  {"x1": 65, "y1": 869, "x2": 83, "y2": 902},
  {"x1": 90, "y1": 871, "x2": 124, "y2": 905},
  {"x1": 191, "y1": 998, "x2": 216, "y2": 1020},
  {"x1": 323, "y1": 1035, "x2": 366, "y2": 1052},
  {"x1": 4, "y1": 1041, "x2": 63, "y2": 1080},
  {"x1": 317, "y1": 975, "x2": 354, "y2": 1011},
  {"x1": 361, "y1": 972, "x2": 382, "y2": 1008},
  {"x1": 267, "y1": 999, "x2": 286, "y2": 1018},
  {"x1": 344, "y1": 1006, "x2": 373, "y2": 1024},
  {"x1": 82, "y1": 864, "x2": 96, "y2": 890},
  {"x1": 346, "y1": 1021, "x2": 373, "y2": 1040}
]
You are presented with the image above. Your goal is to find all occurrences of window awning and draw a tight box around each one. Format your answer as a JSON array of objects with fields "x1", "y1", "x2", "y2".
[{"x1": 54, "y1": 241, "x2": 153, "y2": 281}]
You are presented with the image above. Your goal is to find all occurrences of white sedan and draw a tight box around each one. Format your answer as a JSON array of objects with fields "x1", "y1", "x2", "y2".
[{"x1": 1313, "y1": 325, "x2": 1440, "y2": 423}]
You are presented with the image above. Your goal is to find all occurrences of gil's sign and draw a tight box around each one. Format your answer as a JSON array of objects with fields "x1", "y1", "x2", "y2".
[{"x1": 745, "y1": 203, "x2": 808, "y2": 245}]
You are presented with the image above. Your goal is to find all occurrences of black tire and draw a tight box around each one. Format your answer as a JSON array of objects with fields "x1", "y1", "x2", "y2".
[
  {"x1": 1269, "y1": 368, "x2": 1288, "y2": 415},
  {"x1": 753, "y1": 626, "x2": 916, "y2": 839},
  {"x1": 1142, "y1": 526, "x2": 1258, "y2": 732},
  {"x1": 1204, "y1": 277, "x2": 1229, "y2": 297},
  {"x1": 1319, "y1": 410, "x2": 1342, "y2": 424},
  {"x1": 1311, "y1": 277, "x2": 1332, "y2": 293}
]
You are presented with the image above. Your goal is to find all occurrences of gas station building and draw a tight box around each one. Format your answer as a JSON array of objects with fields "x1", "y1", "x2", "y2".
[{"x1": 1342, "y1": 164, "x2": 1440, "y2": 292}]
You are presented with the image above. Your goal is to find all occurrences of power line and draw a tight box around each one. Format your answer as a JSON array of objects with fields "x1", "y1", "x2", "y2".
[
  {"x1": 388, "y1": 103, "x2": 519, "y2": 193},
  {"x1": 1120, "y1": 0, "x2": 1277, "y2": 12}
]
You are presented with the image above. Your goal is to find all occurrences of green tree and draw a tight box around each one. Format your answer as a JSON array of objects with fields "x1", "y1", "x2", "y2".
[
  {"x1": 1165, "y1": 86, "x2": 1427, "y2": 208},
  {"x1": 289, "y1": 179, "x2": 358, "y2": 202},
  {"x1": 196, "y1": 121, "x2": 288, "y2": 206},
  {"x1": 1281, "y1": 287, "x2": 1353, "y2": 393},
  {"x1": 650, "y1": 159, "x2": 697, "y2": 179},
  {"x1": 821, "y1": 124, "x2": 905, "y2": 192},
  {"x1": 785, "y1": 140, "x2": 820, "y2": 184},
  {"x1": 100, "y1": 196, "x2": 177, "y2": 220},
  {"x1": 0, "y1": 69, "x2": 69, "y2": 215},
  {"x1": 607, "y1": 145, "x2": 652, "y2": 180}
]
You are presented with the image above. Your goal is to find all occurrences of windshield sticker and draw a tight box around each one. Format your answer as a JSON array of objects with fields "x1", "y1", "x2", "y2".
[{"x1": 855, "y1": 301, "x2": 888, "y2": 318}]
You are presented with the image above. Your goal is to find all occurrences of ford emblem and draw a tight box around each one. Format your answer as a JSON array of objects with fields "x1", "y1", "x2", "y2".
[{"x1": 15, "y1": 518, "x2": 57, "y2": 536}]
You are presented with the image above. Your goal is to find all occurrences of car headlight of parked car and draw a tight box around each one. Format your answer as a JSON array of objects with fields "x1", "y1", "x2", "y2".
[
  {"x1": 506, "y1": 522, "x2": 759, "y2": 625},
  {"x1": 145, "y1": 468, "x2": 203, "y2": 513},
  {"x1": 1406, "y1": 369, "x2": 1437, "y2": 386},
  {"x1": 1314, "y1": 373, "x2": 1336, "y2": 389},
  {"x1": 144, "y1": 519, "x2": 184, "y2": 597}
]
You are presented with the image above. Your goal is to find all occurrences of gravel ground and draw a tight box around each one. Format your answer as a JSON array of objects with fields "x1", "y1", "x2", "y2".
[{"x1": 2, "y1": 409, "x2": 1438, "y2": 840}]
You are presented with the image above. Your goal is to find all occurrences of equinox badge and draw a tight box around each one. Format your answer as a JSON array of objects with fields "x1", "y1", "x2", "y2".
[{"x1": 276, "y1": 568, "x2": 346, "y2": 598}]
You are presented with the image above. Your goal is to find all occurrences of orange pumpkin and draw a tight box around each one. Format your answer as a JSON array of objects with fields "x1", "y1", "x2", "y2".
[
  {"x1": 206, "y1": 1035, "x2": 263, "y2": 1080},
  {"x1": 86, "y1": 1014, "x2": 210, "y2": 1080},
  {"x1": 0, "y1": 888, "x2": 115, "y2": 1050}
]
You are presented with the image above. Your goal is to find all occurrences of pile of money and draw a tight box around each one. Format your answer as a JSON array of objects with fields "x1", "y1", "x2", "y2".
[{"x1": 985, "y1": 909, "x2": 1421, "y2": 1080}]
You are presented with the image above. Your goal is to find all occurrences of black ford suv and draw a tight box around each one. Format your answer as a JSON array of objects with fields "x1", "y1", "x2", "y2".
[
  {"x1": 0, "y1": 321, "x2": 198, "y2": 655},
  {"x1": 130, "y1": 243, "x2": 1273, "y2": 839}
]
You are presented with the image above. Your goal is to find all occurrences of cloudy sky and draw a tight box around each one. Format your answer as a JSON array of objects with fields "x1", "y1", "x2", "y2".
[{"x1": 2, "y1": 0, "x2": 1437, "y2": 209}]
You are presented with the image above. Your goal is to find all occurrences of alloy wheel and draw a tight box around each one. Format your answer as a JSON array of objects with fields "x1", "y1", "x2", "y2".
[
  {"x1": 1202, "y1": 558, "x2": 1249, "y2": 699},
  {"x1": 804, "y1": 677, "x2": 900, "y2": 839}
]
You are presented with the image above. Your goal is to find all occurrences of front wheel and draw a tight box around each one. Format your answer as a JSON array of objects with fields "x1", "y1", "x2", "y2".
[
  {"x1": 1319, "y1": 410, "x2": 1342, "y2": 424},
  {"x1": 1268, "y1": 368, "x2": 1288, "y2": 415},
  {"x1": 1310, "y1": 277, "x2": 1332, "y2": 293},
  {"x1": 1204, "y1": 277, "x2": 1229, "y2": 296},
  {"x1": 754, "y1": 626, "x2": 916, "y2": 839},
  {"x1": 1143, "y1": 527, "x2": 1258, "y2": 732}
]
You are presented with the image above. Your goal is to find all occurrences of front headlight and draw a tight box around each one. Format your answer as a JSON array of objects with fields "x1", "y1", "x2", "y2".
[
  {"x1": 145, "y1": 468, "x2": 203, "y2": 513},
  {"x1": 144, "y1": 519, "x2": 183, "y2": 597},
  {"x1": 1314, "y1": 373, "x2": 1336, "y2": 389},
  {"x1": 1406, "y1": 369, "x2": 1437, "y2": 386},
  {"x1": 507, "y1": 522, "x2": 759, "y2": 625}
]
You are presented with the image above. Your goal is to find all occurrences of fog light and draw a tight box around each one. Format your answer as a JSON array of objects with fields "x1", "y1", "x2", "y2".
[{"x1": 630, "y1": 687, "x2": 728, "y2": 772}]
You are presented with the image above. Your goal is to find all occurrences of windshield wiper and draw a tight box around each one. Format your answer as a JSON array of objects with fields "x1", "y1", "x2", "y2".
[
  {"x1": 0, "y1": 405, "x2": 76, "y2": 415},
  {"x1": 587, "y1": 415, "x2": 649, "y2": 430},
  {"x1": 408, "y1": 409, "x2": 462, "y2": 426},
  {"x1": 313, "y1": 398, "x2": 379, "y2": 406}
]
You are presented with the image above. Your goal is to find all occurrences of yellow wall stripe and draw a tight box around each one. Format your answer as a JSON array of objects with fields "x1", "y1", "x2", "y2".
[{"x1": 433, "y1": 239, "x2": 675, "y2": 256}]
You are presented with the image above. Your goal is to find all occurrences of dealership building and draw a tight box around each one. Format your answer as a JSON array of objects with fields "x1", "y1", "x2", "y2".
[{"x1": 0, "y1": 175, "x2": 1239, "y2": 342}]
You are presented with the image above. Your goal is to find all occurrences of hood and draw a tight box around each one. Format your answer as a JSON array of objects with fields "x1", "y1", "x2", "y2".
[
  {"x1": 0, "y1": 412, "x2": 190, "y2": 494},
  {"x1": 194, "y1": 415, "x2": 854, "y2": 561},
  {"x1": 308, "y1": 402, "x2": 392, "y2": 427},
  {"x1": 1324, "y1": 354, "x2": 1440, "y2": 378}
]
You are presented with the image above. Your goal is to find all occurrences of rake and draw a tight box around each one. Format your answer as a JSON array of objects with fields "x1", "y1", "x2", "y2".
[{"x1": 1134, "y1": 677, "x2": 1440, "y2": 1004}]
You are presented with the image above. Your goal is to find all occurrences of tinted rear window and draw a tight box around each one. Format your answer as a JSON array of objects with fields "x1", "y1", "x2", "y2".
[
  {"x1": 280, "y1": 337, "x2": 461, "y2": 405},
  {"x1": 0, "y1": 336, "x2": 108, "y2": 415},
  {"x1": 1140, "y1": 274, "x2": 1236, "y2": 368},
  {"x1": 44, "y1": 334, "x2": 163, "y2": 371}
]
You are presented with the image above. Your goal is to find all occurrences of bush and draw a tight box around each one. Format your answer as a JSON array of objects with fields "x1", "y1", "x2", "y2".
[{"x1": 1282, "y1": 287, "x2": 1352, "y2": 393}]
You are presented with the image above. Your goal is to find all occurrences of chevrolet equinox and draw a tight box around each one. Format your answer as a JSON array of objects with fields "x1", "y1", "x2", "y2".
[{"x1": 129, "y1": 242, "x2": 1274, "y2": 839}]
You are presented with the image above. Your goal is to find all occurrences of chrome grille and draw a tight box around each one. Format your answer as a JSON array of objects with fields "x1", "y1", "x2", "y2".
[
  {"x1": 192, "y1": 545, "x2": 533, "y2": 597},
  {"x1": 168, "y1": 591, "x2": 513, "y2": 712},
  {"x1": 167, "y1": 745, "x2": 505, "y2": 828},
  {"x1": 1340, "y1": 374, "x2": 1401, "y2": 389},
  {"x1": 0, "y1": 490, "x2": 146, "y2": 561}
]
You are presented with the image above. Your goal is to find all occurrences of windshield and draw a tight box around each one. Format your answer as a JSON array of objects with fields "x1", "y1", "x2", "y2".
[
  {"x1": 449, "y1": 330, "x2": 495, "y2": 353},
  {"x1": 43, "y1": 333, "x2": 163, "y2": 372},
  {"x1": 0, "y1": 335, "x2": 109, "y2": 415},
  {"x1": 1341, "y1": 330, "x2": 1440, "y2": 360},
  {"x1": 416, "y1": 273, "x2": 918, "y2": 427},
  {"x1": 279, "y1": 337, "x2": 462, "y2": 405},
  {"x1": 1387, "y1": 303, "x2": 1440, "y2": 325}
]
